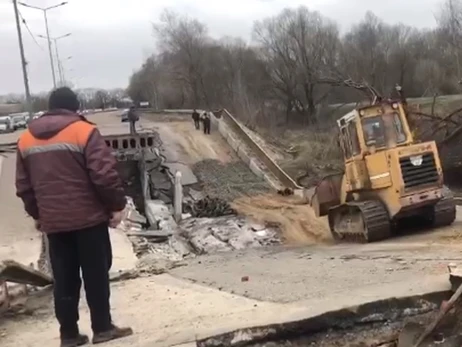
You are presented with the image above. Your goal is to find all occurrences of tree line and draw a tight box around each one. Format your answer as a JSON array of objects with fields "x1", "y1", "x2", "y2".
[{"x1": 127, "y1": 0, "x2": 462, "y2": 127}]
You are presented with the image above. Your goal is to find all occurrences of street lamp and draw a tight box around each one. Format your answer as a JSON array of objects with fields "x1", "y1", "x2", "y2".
[
  {"x1": 18, "y1": 1, "x2": 68, "y2": 89},
  {"x1": 38, "y1": 33, "x2": 71, "y2": 86}
]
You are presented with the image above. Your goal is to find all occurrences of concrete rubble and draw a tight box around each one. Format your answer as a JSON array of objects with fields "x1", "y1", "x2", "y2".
[
  {"x1": 114, "y1": 127, "x2": 283, "y2": 273},
  {"x1": 181, "y1": 216, "x2": 280, "y2": 254},
  {"x1": 119, "y1": 195, "x2": 281, "y2": 273}
]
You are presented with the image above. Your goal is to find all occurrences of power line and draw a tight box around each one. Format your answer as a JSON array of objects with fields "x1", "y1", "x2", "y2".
[{"x1": 17, "y1": 9, "x2": 43, "y2": 50}]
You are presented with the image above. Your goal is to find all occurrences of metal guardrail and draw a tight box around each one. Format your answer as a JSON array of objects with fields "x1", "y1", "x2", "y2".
[{"x1": 216, "y1": 109, "x2": 302, "y2": 190}]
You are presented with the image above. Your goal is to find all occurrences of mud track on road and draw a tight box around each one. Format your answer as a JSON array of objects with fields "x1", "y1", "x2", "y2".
[{"x1": 233, "y1": 194, "x2": 331, "y2": 245}]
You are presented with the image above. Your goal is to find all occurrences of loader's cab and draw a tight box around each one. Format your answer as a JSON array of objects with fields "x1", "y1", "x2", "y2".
[
  {"x1": 337, "y1": 101, "x2": 414, "y2": 159},
  {"x1": 336, "y1": 102, "x2": 417, "y2": 193}
]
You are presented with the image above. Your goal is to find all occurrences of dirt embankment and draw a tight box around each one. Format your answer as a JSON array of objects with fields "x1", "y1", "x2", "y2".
[
  {"x1": 232, "y1": 194, "x2": 331, "y2": 245},
  {"x1": 148, "y1": 121, "x2": 235, "y2": 165}
]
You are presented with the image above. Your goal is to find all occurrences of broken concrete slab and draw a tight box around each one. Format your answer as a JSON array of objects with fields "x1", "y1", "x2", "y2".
[
  {"x1": 109, "y1": 227, "x2": 138, "y2": 272},
  {"x1": 145, "y1": 200, "x2": 171, "y2": 220},
  {"x1": 163, "y1": 162, "x2": 198, "y2": 186},
  {"x1": 150, "y1": 170, "x2": 172, "y2": 191},
  {"x1": 0, "y1": 260, "x2": 53, "y2": 287},
  {"x1": 127, "y1": 209, "x2": 147, "y2": 225},
  {"x1": 145, "y1": 200, "x2": 179, "y2": 234}
]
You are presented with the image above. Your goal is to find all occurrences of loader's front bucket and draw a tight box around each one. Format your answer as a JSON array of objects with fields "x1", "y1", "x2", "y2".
[{"x1": 311, "y1": 173, "x2": 343, "y2": 217}]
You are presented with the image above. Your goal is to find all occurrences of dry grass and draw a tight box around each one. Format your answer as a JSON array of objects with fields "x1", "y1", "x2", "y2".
[
  {"x1": 272, "y1": 128, "x2": 343, "y2": 186},
  {"x1": 232, "y1": 193, "x2": 332, "y2": 245}
]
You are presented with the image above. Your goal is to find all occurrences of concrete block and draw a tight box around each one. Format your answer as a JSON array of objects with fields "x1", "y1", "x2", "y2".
[
  {"x1": 145, "y1": 200, "x2": 172, "y2": 227},
  {"x1": 164, "y1": 163, "x2": 198, "y2": 186}
]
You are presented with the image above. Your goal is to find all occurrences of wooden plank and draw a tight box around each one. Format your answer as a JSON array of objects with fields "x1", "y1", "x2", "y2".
[{"x1": 0, "y1": 260, "x2": 53, "y2": 287}]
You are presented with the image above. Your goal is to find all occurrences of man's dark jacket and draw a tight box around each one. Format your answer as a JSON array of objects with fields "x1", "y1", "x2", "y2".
[
  {"x1": 15, "y1": 109, "x2": 126, "y2": 233},
  {"x1": 128, "y1": 109, "x2": 139, "y2": 122}
]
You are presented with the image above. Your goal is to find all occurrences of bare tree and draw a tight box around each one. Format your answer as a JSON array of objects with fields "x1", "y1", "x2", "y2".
[
  {"x1": 437, "y1": 0, "x2": 462, "y2": 78},
  {"x1": 153, "y1": 10, "x2": 210, "y2": 107},
  {"x1": 254, "y1": 6, "x2": 340, "y2": 124},
  {"x1": 125, "y1": 2, "x2": 462, "y2": 130}
]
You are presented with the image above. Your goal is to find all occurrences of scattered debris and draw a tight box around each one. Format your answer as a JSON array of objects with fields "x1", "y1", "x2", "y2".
[
  {"x1": 109, "y1": 269, "x2": 139, "y2": 282},
  {"x1": 184, "y1": 196, "x2": 236, "y2": 218},
  {"x1": 180, "y1": 216, "x2": 280, "y2": 255},
  {"x1": 136, "y1": 255, "x2": 187, "y2": 275},
  {"x1": 277, "y1": 188, "x2": 294, "y2": 196}
]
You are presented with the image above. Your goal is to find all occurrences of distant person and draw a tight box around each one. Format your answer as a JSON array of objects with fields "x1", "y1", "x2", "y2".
[
  {"x1": 15, "y1": 87, "x2": 133, "y2": 347},
  {"x1": 202, "y1": 112, "x2": 211, "y2": 135},
  {"x1": 127, "y1": 105, "x2": 139, "y2": 134},
  {"x1": 192, "y1": 109, "x2": 200, "y2": 130}
]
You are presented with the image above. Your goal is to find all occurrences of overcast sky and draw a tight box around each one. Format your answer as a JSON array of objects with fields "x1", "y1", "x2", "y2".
[{"x1": 0, "y1": 0, "x2": 444, "y2": 95}]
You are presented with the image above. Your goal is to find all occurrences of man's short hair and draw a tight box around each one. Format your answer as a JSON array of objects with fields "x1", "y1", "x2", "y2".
[{"x1": 48, "y1": 87, "x2": 80, "y2": 112}]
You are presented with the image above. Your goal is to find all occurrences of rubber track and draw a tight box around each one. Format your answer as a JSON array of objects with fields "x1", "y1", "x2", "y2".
[
  {"x1": 329, "y1": 200, "x2": 391, "y2": 243},
  {"x1": 433, "y1": 191, "x2": 456, "y2": 228}
]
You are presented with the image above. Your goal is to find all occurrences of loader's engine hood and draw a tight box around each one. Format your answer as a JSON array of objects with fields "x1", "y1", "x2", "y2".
[{"x1": 391, "y1": 141, "x2": 443, "y2": 193}]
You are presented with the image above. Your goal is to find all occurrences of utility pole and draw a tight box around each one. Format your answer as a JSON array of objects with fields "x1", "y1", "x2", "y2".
[
  {"x1": 19, "y1": 1, "x2": 68, "y2": 90},
  {"x1": 13, "y1": 0, "x2": 33, "y2": 121},
  {"x1": 53, "y1": 40, "x2": 63, "y2": 84},
  {"x1": 38, "y1": 33, "x2": 71, "y2": 87},
  {"x1": 43, "y1": 10, "x2": 56, "y2": 88}
]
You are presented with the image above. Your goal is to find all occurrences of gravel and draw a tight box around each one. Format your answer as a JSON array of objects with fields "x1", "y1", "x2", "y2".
[{"x1": 192, "y1": 159, "x2": 270, "y2": 201}]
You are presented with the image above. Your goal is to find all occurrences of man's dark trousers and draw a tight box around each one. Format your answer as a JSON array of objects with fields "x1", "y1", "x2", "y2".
[
  {"x1": 203, "y1": 119, "x2": 211, "y2": 134},
  {"x1": 129, "y1": 120, "x2": 136, "y2": 134},
  {"x1": 47, "y1": 222, "x2": 113, "y2": 339}
]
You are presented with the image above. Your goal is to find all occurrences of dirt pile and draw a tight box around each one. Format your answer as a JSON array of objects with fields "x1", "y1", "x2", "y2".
[{"x1": 232, "y1": 194, "x2": 331, "y2": 245}]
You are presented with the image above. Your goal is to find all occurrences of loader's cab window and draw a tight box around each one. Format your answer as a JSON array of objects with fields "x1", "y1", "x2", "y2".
[
  {"x1": 340, "y1": 120, "x2": 360, "y2": 159},
  {"x1": 362, "y1": 112, "x2": 407, "y2": 150},
  {"x1": 362, "y1": 116, "x2": 386, "y2": 148},
  {"x1": 384, "y1": 112, "x2": 407, "y2": 144},
  {"x1": 340, "y1": 127, "x2": 351, "y2": 158},
  {"x1": 348, "y1": 121, "x2": 360, "y2": 156}
]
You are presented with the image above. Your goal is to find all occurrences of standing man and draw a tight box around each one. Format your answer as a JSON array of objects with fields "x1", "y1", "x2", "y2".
[
  {"x1": 15, "y1": 87, "x2": 133, "y2": 347},
  {"x1": 127, "y1": 105, "x2": 139, "y2": 135},
  {"x1": 203, "y1": 112, "x2": 211, "y2": 135},
  {"x1": 192, "y1": 109, "x2": 200, "y2": 130}
]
